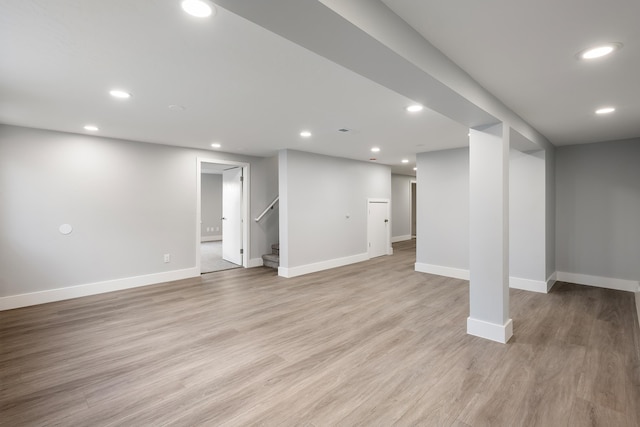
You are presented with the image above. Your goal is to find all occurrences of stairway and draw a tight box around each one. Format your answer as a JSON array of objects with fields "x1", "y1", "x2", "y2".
[{"x1": 262, "y1": 243, "x2": 279, "y2": 269}]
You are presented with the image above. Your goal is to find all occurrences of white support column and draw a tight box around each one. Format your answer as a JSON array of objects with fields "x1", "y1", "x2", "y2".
[{"x1": 468, "y1": 123, "x2": 512, "y2": 343}]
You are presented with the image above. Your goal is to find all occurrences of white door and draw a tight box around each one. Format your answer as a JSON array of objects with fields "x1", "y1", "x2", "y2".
[
  {"x1": 222, "y1": 167, "x2": 243, "y2": 265},
  {"x1": 368, "y1": 201, "x2": 389, "y2": 258}
]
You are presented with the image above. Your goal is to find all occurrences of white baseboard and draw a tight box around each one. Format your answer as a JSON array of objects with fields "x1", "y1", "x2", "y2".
[
  {"x1": 391, "y1": 235, "x2": 412, "y2": 243},
  {"x1": 414, "y1": 263, "x2": 470, "y2": 280},
  {"x1": 467, "y1": 317, "x2": 513, "y2": 344},
  {"x1": 201, "y1": 235, "x2": 222, "y2": 242},
  {"x1": 509, "y1": 276, "x2": 549, "y2": 293},
  {"x1": 0, "y1": 267, "x2": 200, "y2": 311},
  {"x1": 279, "y1": 253, "x2": 369, "y2": 278},
  {"x1": 247, "y1": 257, "x2": 264, "y2": 268},
  {"x1": 556, "y1": 272, "x2": 640, "y2": 293},
  {"x1": 414, "y1": 263, "x2": 561, "y2": 295}
]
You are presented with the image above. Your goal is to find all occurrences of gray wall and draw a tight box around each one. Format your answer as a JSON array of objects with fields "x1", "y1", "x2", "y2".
[
  {"x1": 416, "y1": 146, "x2": 553, "y2": 284},
  {"x1": 201, "y1": 173, "x2": 222, "y2": 240},
  {"x1": 416, "y1": 148, "x2": 469, "y2": 271},
  {"x1": 391, "y1": 174, "x2": 414, "y2": 240},
  {"x1": 546, "y1": 146, "x2": 556, "y2": 279},
  {"x1": 0, "y1": 124, "x2": 275, "y2": 297},
  {"x1": 556, "y1": 139, "x2": 640, "y2": 281},
  {"x1": 279, "y1": 149, "x2": 391, "y2": 269},
  {"x1": 509, "y1": 149, "x2": 546, "y2": 281}
]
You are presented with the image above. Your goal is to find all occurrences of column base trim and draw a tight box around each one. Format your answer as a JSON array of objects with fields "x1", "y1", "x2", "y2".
[{"x1": 467, "y1": 317, "x2": 513, "y2": 343}]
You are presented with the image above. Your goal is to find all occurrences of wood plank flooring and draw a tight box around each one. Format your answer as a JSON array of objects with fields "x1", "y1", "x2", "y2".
[{"x1": 1, "y1": 240, "x2": 639, "y2": 426}]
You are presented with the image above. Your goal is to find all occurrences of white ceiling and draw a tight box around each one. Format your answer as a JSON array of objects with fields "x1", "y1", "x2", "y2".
[
  {"x1": 0, "y1": 1, "x2": 637, "y2": 179},
  {"x1": 0, "y1": 0, "x2": 470, "y2": 176},
  {"x1": 381, "y1": 0, "x2": 640, "y2": 146}
]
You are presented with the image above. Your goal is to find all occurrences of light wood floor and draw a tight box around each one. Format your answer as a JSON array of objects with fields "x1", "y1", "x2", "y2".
[{"x1": 2, "y1": 240, "x2": 639, "y2": 426}]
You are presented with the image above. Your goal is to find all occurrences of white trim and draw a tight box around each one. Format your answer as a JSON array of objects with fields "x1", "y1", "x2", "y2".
[
  {"x1": 509, "y1": 276, "x2": 548, "y2": 293},
  {"x1": 391, "y1": 235, "x2": 412, "y2": 243},
  {"x1": 197, "y1": 158, "x2": 250, "y2": 271},
  {"x1": 547, "y1": 272, "x2": 557, "y2": 292},
  {"x1": 410, "y1": 179, "x2": 417, "y2": 238},
  {"x1": 248, "y1": 257, "x2": 264, "y2": 268},
  {"x1": 414, "y1": 263, "x2": 558, "y2": 294},
  {"x1": 278, "y1": 253, "x2": 368, "y2": 278},
  {"x1": 414, "y1": 263, "x2": 470, "y2": 280},
  {"x1": 467, "y1": 317, "x2": 513, "y2": 344},
  {"x1": 556, "y1": 272, "x2": 640, "y2": 293},
  {"x1": 201, "y1": 235, "x2": 222, "y2": 242},
  {"x1": 0, "y1": 267, "x2": 199, "y2": 311}
]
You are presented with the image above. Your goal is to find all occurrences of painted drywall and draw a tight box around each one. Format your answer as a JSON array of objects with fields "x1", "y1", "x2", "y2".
[
  {"x1": 556, "y1": 139, "x2": 640, "y2": 283},
  {"x1": 201, "y1": 173, "x2": 222, "y2": 240},
  {"x1": 509, "y1": 149, "x2": 546, "y2": 281},
  {"x1": 416, "y1": 144, "x2": 553, "y2": 292},
  {"x1": 0, "y1": 124, "x2": 273, "y2": 298},
  {"x1": 416, "y1": 148, "x2": 469, "y2": 274},
  {"x1": 391, "y1": 174, "x2": 413, "y2": 241},
  {"x1": 546, "y1": 145, "x2": 556, "y2": 280},
  {"x1": 279, "y1": 149, "x2": 391, "y2": 271}
]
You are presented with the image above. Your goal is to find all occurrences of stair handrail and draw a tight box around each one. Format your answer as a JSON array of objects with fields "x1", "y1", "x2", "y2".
[{"x1": 254, "y1": 196, "x2": 279, "y2": 222}]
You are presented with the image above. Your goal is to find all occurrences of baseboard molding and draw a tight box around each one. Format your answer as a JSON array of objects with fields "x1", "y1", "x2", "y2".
[
  {"x1": 414, "y1": 263, "x2": 557, "y2": 294},
  {"x1": 556, "y1": 271, "x2": 640, "y2": 293},
  {"x1": 0, "y1": 267, "x2": 200, "y2": 311},
  {"x1": 509, "y1": 276, "x2": 549, "y2": 293},
  {"x1": 391, "y1": 235, "x2": 412, "y2": 243},
  {"x1": 467, "y1": 317, "x2": 513, "y2": 344},
  {"x1": 414, "y1": 263, "x2": 470, "y2": 280},
  {"x1": 201, "y1": 235, "x2": 222, "y2": 242},
  {"x1": 279, "y1": 253, "x2": 369, "y2": 278},
  {"x1": 247, "y1": 257, "x2": 264, "y2": 268}
]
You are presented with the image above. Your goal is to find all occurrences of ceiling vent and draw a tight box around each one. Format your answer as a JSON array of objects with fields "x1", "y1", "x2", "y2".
[{"x1": 338, "y1": 128, "x2": 350, "y2": 133}]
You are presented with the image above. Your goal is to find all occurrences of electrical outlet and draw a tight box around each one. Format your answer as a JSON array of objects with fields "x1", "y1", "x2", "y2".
[{"x1": 164, "y1": 253, "x2": 170, "y2": 263}]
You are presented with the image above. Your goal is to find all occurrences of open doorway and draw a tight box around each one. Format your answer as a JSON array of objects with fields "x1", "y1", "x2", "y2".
[{"x1": 197, "y1": 158, "x2": 250, "y2": 274}]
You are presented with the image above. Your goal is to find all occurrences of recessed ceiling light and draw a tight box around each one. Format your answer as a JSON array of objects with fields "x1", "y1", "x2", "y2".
[
  {"x1": 300, "y1": 131, "x2": 312, "y2": 137},
  {"x1": 83, "y1": 125, "x2": 99, "y2": 131},
  {"x1": 406, "y1": 104, "x2": 424, "y2": 113},
  {"x1": 371, "y1": 147, "x2": 381, "y2": 153},
  {"x1": 595, "y1": 107, "x2": 615, "y2": 114},
  {"x1": 211, "y1": 143, "x2": 221, "y2": 148},
  {"x1": 181, "y1": 0, "x2": 215, "y2": 17},
  {"x1": 578, "y1": 43, "x2": 622, "y2": 60},
  {"x1": 413, "y1": 167, "x2": 417, "y2": 171},
  {"x1": 109, "y1": 89, "x2": 131, "y2": 99},
  {"x1": 401, "y1": 159, "x2": 409, "y2": 163}
]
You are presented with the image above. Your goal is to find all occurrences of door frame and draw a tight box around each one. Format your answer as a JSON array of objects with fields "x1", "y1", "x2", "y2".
[
  {"x1": 196, "y1": 157, "x2": 250, "y2": 271},
  {"x1": 367, "y1": 198, "x2": 392, "y2": 258},
  {"x1": 410, "y1": 180, "x2": 417, "y2": 238}
]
